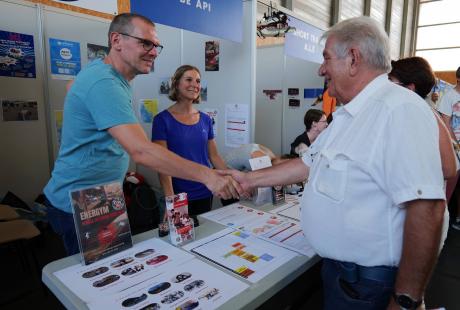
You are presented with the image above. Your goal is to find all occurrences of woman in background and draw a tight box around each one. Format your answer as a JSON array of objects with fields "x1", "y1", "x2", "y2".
[
  {"x1": 152, "y1": 65, "x2": 233, "y2": 226},
  {"x1": 290, "y1": 109, "x2": 328, "y2": 156},
  {"x1": 389, "y1": 57, "x2": 456, "y2": 183},
  {"x1": 389, "y1": 56, "x2": 456, "y2": 250}
]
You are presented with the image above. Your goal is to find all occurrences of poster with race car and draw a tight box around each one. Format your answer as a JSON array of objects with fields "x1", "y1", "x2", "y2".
[
  {"x1": 0, "y1": 30, "x2": 36, "y2": 78},
  {"x1": 70, "y1": 181, "x2": 132, "y2": 265}
]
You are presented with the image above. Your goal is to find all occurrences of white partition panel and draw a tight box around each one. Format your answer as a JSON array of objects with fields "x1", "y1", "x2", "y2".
[
  {"x1": 255, "y1": 45, "x2": 323, "y2": 156},
  {"x1": 0, "y1": 0, "x2": 50, "y2": 206},
  {"x1": 135, "y1": 1, "x2": 256, "y2": 188}
]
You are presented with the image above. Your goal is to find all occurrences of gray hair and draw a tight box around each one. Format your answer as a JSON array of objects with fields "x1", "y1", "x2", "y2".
[
  {"x1": 322, "y1": 16, "x2": 391, "y2": 72},
  {"x1": 108, "y1": 13, "x2": 155, "y2": 51}
]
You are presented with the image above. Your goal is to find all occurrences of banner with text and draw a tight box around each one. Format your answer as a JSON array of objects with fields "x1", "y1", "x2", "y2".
[
  {"x1": 285, "y1": 17, "x2": 324, "y2": 64},
  {"x1": 130, "y1": 0, "x2": 243, "y2": 43}
]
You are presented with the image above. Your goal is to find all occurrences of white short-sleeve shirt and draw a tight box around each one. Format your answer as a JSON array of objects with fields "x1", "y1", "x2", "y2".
[
  {"x1": 300, "y1": 74, "x2": 445, "y2": 267},
  {"x1": 437, "y1": 87, "x2": 460, "y2": 140}
]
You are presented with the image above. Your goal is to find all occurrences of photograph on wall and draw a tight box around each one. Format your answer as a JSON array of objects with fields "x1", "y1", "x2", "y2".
[
  {"x1": 205, "y1": 41, "x2": 219, "y2": 71},
  {"x1": 288, "y1": 99, "x2": 300, "y2": 108},
  {"x1": 87, "y1": 43, "x2": 108, "y2": 63},
  {"x1": 200, "y1": 80, "x2": 208, "y2": 102},
  {"x1": 262, "y1": 89, "x2": 282, "y2": 101},
  {"x1": 138, "y1": 98, "x2": 158, "y2": 123},
  {"x1": 203, "y1": 108, "x2": 218, "y2": 137},
  {"x1": 55, "y1": 110, "x2": 63, "y2": 148},
  {"x1": 0, "y1": 30, "x2": 36, "y2": 78},
  {"x1": 288, "y1": 88, "x2": 299, "y2": 96},
  {"x1": 70, "y1": 181, "x2": 132, "y2": 265},
  {"x1": 159, "y1": 77, "x2": 171, "y2": 95},
  {"x1": 1, "y1": 100, "x2": 38, "y2": 121},
  {"x1": 49, "y1": 38, "x2": 81, "y2": 80}
]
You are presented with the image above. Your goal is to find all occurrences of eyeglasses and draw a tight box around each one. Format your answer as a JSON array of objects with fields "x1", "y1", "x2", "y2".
[{"x1": 118, "y1": 32, "x2": 163, "y2": 54}]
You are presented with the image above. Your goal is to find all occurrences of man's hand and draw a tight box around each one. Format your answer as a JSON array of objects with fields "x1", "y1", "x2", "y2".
[
  {"x1": 217, "y1": 169, "x2": 254, "y2": 198},
  {"x1": 204, "y1": 170, "x2": 242, "y2": 200}
]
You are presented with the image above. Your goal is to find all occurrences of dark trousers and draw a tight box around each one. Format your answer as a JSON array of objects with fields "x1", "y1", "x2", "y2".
[
  {"x1": 188, "y1": 196, "x2": 213, "y2": 227},
  {"x1": 322, "y1": 258, "x2": 396, "y2": 310},
  {"x1": 44, "y1": 197, "x2": 79, "y2": 256}
]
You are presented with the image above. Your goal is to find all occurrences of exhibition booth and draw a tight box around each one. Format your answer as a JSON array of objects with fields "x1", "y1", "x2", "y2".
[{"x1": 0, "y1": 0, "x2": 327, "y2": 308}]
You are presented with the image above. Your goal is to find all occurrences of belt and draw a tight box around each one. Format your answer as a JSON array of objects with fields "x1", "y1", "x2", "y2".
[{"x1": 328, "y1": 259, "x2": 398, "y2": 284}]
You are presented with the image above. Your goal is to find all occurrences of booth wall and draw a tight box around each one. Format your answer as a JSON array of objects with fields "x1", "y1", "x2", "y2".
[
  {"x1": 0, "y1": 0, "x2": 50, "y2": 206},
  {"x1": 0, "y1": 0, "x2": 255, "y2": 204},
  {"x1": 256, "y1": 45, "x2": 323, "y2": 156},
  {"x1": 135, "y1": 1, "x2": 255, "y2": 188}
]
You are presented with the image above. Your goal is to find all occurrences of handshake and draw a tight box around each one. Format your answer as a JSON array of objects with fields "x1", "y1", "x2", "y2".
[
  {"x1": 203, "y1": 158, "x2": 308, "y2": 201},
  {"x1": 204, "y1": 169, "x2": 252, "y2": 200}
]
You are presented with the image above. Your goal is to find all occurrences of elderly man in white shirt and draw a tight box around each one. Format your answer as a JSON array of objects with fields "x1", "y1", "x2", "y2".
[{"x1": 224, "y1": 16, "x2": 445, "y2": 310}]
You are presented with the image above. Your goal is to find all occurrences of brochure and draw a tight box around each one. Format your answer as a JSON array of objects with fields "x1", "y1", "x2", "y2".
[
  {"x1": 166, "y1": 193, "x2": 195, "y2": 246},
  {"x1": 86, "y1": 258, "x2": 249, "y2": 310},
  {"x1": 70, "y1": 181, "x2": 132, "y2": 265}
]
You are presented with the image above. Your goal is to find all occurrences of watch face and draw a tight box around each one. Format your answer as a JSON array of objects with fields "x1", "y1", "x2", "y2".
[{"x1": 396, "y1": 294, "x2": 417, "y2": 309}]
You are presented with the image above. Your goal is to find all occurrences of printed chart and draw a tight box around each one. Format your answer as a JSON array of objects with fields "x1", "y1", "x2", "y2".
[
  {"x1": 184, "y1": 228, "x2": 297, "y2": 283},
  {"x1": 201, "y1": 203, "x2": 314, "y2": 256}
]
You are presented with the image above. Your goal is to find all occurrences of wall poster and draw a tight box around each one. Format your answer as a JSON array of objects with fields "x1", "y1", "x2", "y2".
[
  {"x1": 2, "y1": 100, "x2": 38, "y2": 121},
  {"x1": 87, "y1": 43, "x2": 108, "y2": 63},
  {"x1": 0, "y1": 30, "x2": 36, "y2": 78},
  {"x1": 49, "y1": 38, "x2": 81, "y2": 80},
  {"x1": 139, "y1": 99, "x2": 158, "y2": 123},
  {"x1": 205, "y1": 41, "x2": 219, "y2": 71}
]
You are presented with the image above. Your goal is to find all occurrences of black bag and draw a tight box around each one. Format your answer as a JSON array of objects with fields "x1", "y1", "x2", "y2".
[{"x1": 124, "y1": 182, "x2": 160, "y2": 235}]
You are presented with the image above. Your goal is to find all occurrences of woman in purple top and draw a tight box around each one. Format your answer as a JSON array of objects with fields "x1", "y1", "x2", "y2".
[{"x1": 152, "y1": 65, "x2": 230, "y2": 225}]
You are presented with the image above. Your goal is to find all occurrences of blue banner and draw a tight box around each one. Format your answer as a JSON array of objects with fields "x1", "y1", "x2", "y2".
[
  {"x1": 285, "y1": 17, "x2": 324, "y2": 64},
  {"x1": 49, "y1": 38, "x2": 81, "y2": 79},
  {"x1": 0, "y1": 30, "x2": 36, "y2": 78},
  {"x1": 130, "y1": 0, "x2": 243, "y2": 43}
]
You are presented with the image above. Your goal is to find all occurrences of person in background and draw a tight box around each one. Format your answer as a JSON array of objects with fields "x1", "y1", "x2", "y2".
[
  {"x1": 43, "y1": 14, "x2": 240, "y2": 255},
  {"x1": 426, "y1": 87, "x2": 440, "y2": 109},
  {"x1": 388, "y1": 57, "x2": 457, "y2": 181},
  {"x1": 290, "y1": 109, "x2": 328, "y2": 156},
  {"x1": 322, "y1": 83, "x2": 337, "y2": 117},
  {"x1": 223, "y1": 16, "x2": 445, "y2": 309},
  {"x1": 438, "y1": 66, "x2": 460, "y2": 230},
  {"x1": 224, "y1": 143, "x2": 282, "y2": 172},
  {"x1": 388, "y1": 56, "x2": 456, "y2": 249},
  {"x1": 152, "y1": 65, "x2": 234, "y2": 226}
]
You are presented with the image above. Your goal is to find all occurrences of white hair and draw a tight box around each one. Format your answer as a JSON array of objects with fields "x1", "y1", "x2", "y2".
[{"x1": 322, "y1": 16, "x2": 391, "y2": 72}]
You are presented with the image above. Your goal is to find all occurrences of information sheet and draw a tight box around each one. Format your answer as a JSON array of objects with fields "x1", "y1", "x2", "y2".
[
  {"x1": 271, "y1": 199, "x2": 302, "y2": 222},
  {"x1": 225, "y1": 103, "x2": 249, "y2": 147},
  {"x1": 54, "y1": 238, "x2": 194, "y2": 303},
  {"x1": 201, "y1": 203, "x2": 314, "y2": 256},
  {"x1": 87, "y1": 258, "x2": 249, "y2": 310},
  {"x1": 183, "y1": 228, "x2": 297, "y2": 283}
]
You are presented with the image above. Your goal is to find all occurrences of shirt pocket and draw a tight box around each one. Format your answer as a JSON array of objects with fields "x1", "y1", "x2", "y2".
[{"x1": 314, "y1": 150, "x2": 349, "y2": 203}]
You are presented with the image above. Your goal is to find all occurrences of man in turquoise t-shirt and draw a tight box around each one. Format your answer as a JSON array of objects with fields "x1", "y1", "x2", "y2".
[{"x1": 44, "y1": 13, "x2": 241, "y2": 255}]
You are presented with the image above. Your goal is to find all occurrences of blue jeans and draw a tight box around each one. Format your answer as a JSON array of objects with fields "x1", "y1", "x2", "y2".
[
  {"x1": 322, "y1": 258, "x2": 396, "y2": 310},
  {"x1": 44, "y1": 197, "x2": 79, "y2": 256}
]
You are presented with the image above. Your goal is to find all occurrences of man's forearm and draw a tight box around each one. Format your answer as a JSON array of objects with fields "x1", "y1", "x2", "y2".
[
  {"x1": 248, "y1": 158, "x2": 309, "y2": 188},
  {"x1": 393, "y1": 199, "x2": 445, "y2": 300}
]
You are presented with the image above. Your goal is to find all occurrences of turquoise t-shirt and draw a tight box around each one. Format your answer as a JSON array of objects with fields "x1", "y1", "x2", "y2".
[{"x1": 44, "y1": 59, "x2": 138, "y2": 213}]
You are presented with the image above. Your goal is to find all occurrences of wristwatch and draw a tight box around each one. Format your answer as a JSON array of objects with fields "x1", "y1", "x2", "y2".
[{"x1": 392, "y1": 292, "x2": 422, "y2": 309}]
